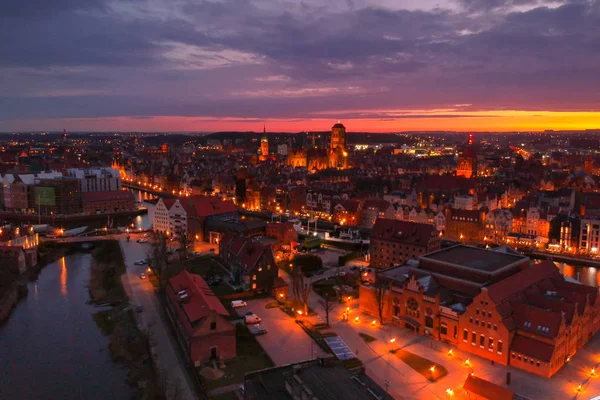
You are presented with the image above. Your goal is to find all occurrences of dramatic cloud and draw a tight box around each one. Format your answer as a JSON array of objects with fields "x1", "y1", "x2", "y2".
[{"x1": 0, "y1": 0, "x2": 599, "y2": 131}]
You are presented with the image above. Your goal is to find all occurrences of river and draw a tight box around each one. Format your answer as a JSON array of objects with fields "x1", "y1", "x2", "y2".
[
  {"x1": 0, "y1": 253, "x2": 133, "y2": 400},
  {"x1": 556, "y1": 262, "x2": 600, "y2": 287}
]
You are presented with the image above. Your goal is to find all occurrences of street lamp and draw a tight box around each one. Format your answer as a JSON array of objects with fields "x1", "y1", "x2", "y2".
[{"x1": 390, "y1": 338, "x2": 396, "y2": 352}]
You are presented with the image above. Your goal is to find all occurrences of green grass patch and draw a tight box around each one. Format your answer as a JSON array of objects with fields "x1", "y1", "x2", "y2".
[
  {"x1": 265, "y1": 300, "x2": 280, "y2": 309},
  {"x1": 201, "y1": 324, "x2": 274, "y2": 391},
  {"x1": 358, "y1": 332, "x2": 377, "y2": 343},
  {"x1": 394, "y1": 349, "x2": 448, "y2": 382}
]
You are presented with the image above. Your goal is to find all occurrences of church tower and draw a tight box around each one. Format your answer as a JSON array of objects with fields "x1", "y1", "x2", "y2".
[
  {"x1": 260, "y1": 125, "x2": 269, "y2": 156},
  {"x1": 330, "y1": 121, "x2": 346, "y2": 151},
  {"x1": 457, "y1": 147, "x2": 477, "y2": 178}
]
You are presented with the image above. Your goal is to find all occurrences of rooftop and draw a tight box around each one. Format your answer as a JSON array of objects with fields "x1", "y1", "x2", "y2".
[
  {"x1": 244, "y1": 358, "x2": 393, "y2": 400},
  {"x1": 421, "y1": 245, "x2": 527, "y2": 273}
]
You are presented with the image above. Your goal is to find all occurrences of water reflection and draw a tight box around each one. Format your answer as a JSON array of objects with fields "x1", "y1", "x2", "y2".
[
  {"x1": 60, "y1": 257, "x2": 67, "y2": 297},
  {"x1": 0, "y1": 253, "x2": 132, "y2": 400},
  {"x1": 556, "y1": 262, "x2": 598, "y2": 287}
]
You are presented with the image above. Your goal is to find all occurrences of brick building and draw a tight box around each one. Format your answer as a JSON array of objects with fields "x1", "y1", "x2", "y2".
[
  {"x1": 34, "y1": 177, "x2": 81, "y2": 215},
  {"x1": 444, "y1": 207, "x2": 486, "y2": 242},
  {"x1": 82, "y1": 190, "x2": 135, "y2": 214},
  {"x1": 369, "y1": 218, "x2": 440, "y2": 269},
  {"x1": 359, "y1": 245, "x2": 600, "y2": 377},
  {"x1": 332, "y1": 199, "x2": 361, "y2": 225},
  {"x1": 219, "y1": 233, "x2": 280, "y2": 293},
  {"x1": 165, "y1": 270, "x2": 236, "y2": 366},
  {"x1": 266, "y1": 222, "x2": 298, "y2": 249}
]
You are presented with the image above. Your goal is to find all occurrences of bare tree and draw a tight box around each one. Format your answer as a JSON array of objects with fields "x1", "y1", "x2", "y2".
[
  {"x1": 175, "y1": 226, "x2": 193, "y2": 261},
  {"x1": 374, "y1": 283, "x2": 387, "y2": 325},
  {"x1": 318, "y1": 293, "x2": 337, "y2": 327},
  {"x1": 290, "y1": 264, "x2": 311, "y2": 315},
  {"x1": 150, "y1": 231, "x2": 169, "y2": 287}
]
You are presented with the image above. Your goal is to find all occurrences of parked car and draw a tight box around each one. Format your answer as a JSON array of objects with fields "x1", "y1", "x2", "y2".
[
  {"x1": 134, "y1": 259, "x2": 147, "y2": 265},
  {"x1": 244, "y1": 311, "x2": 254, "y2": 316},
  {"x1": 193, "y1": 251, "x2": 202, "y2": 256},
  {"x1": 245, "y1": 314, "x2": 262, "y2": 325},
  {"x1": 336, "y1": 271, "x2": 346, "y2": 277},
  {"x1": 143, "y1": 233, "x2": 149, "y2": 238},
  {"x1": 139, "y1": 273, "x2": 146, "y2": 279},
  {"x1": 315, "y1": 269, "x2": 325, "y2": 275},
  {"x1": 249, "y1": 324, "x2": 268, "y2": 336},
  {"x1": 137, "y1": 239, "x2": 148, "y2": 243},
  {"x1": 231, "y1": 300, "x2": 247, "y2": 308}
]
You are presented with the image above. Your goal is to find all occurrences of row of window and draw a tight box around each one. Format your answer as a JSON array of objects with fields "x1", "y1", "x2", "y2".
[
  {"x1": 463, "y1": 330, "x2": 503, "y2": 354},
  {"x1": 511, "y1": 353, "x2": 541, "y2": 367},
  {"x1": 469, "y1": 318, "x2": 498, "y2": 330}
]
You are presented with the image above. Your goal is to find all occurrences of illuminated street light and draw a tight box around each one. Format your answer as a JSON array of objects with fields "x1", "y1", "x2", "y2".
[
  {"x1": 429, "y1": 366, "x2": 435, "y2": 372},
  {"x1": 464, "y1": 359, "x2": 470, "y2": 366},
  {"x1": 447, "y1": 349, "x2": 453, "y2": 356},
  {"x1": 371, "y1": 320, "x2": 377, "y2": 326},
  {"x1": 446, "y1": 388, "x2": 454, "y2": 396},
  {"x1": 354, "y1": 316, "x2": 359, "y2": 322}
]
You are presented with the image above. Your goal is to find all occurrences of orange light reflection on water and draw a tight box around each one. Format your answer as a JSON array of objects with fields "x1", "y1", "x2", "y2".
[{"x1": 60, "y1": 257, "x2": 67, "y2": 297}]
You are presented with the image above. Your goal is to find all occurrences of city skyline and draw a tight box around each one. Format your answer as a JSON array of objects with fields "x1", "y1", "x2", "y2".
[{"x1": 1, "y1": 0, "x2": 599, "y2": 132}]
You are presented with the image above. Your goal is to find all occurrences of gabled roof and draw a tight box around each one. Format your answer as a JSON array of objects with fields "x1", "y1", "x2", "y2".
[
  {"x1": 362, "y1": 199, "x2": 390, "y2": 211},
  {"x1": 166, "y1": 270, "x2": 231, "y2": 337},
  {"x1": 511, "y1": 334, "x2": 555, "y2": 362},
  {"x1": 511, "y1": 302, "x2": 562, "y2": 338},
  {"x1": 486, "y1": 260, "x2": 559, "y2": 304},
  {"x1": 184, "y1": 195, "x2": 237, "y2": 217},
  {"x1": 372, "y1": 218, "x2": 436, "y2": 246}
]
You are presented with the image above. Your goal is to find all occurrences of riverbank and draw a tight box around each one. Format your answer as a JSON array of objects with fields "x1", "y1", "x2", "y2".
[
  {"x1": 0, "y1": 241, "x2": 83, "y2": 324},
  {"x1": 90, "y1": 241, "x2": 166, "y2": 400}
]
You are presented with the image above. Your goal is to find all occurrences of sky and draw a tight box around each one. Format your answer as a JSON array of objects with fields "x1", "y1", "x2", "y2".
[{"x1": 0, "y1": 0, "x2": 599, "y2": 132}]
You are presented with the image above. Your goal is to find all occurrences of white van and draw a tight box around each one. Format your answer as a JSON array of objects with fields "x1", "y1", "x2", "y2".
[{"x1": 231, "y1": 300, "x2": 247, "y2": 308}]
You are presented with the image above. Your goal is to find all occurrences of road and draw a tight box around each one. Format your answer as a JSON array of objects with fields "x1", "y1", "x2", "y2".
[{"x1": 119, "y1": 235, "x2": 198, "y2": 400}]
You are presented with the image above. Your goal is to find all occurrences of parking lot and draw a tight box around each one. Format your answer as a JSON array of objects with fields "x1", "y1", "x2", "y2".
[{"x1": 234, "y1": 298, "x2": 328, "y2": 366}]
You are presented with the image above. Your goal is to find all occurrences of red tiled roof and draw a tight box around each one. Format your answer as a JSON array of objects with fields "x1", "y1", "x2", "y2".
[
  {"x1": 161, "y1": 198, "x2": 177, "y2": 210},
  {"x1": 335, "y1": 199, "x2": 361, "y2": 212},
  {"x1": 486, "y1": 260, "x2": 559, "y2": 304},
  {"x1": 184, "y1": 195, "x2": 237, "y2": 217},
  {"x1": 511, "y1": 302, "x2": 562, "y2": 338},
  {"x1": 82, "y1": 190, "x2": 134, "y2": 203},
  {"x1": 463, "y1": 375, "x2": 514, "y2": 400},
  {"x1": 511, "y1": 334, "x2": 555, "y2": 362},
  {"x1": 222, "y1": 234, "x2": 275, "y2": 271},
  {"x1": 371, "y1": 218, "x2": 436, "y2": 246},
  {"x1": 166, "y1": 270, "x2": 230, "y2": 337},
  {"x1": 362, "y1": 199, "x2": 390, "y2": 211}
]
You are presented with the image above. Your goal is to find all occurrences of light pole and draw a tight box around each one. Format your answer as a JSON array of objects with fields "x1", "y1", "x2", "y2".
[{"x1": 390, "y1": 338, "x2": 396, "y2": 353}]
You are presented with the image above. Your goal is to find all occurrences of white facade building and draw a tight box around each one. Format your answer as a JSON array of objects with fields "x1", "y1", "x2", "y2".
[
  {"x1": 580, "y1": 218, "x2": 600, "y2": 254},
  {"x1": 454, "y1": 194, "x2": 476, "y2": 210},
  {"x1": 67, "y1": 168, "x2": 122, "y2": 192},
  {"x1": 168, "y1": 199, "x2": 188, "y2": 234},
  {"x1": 152, "y1": 198, "x2": 171, "y2": 233}
]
